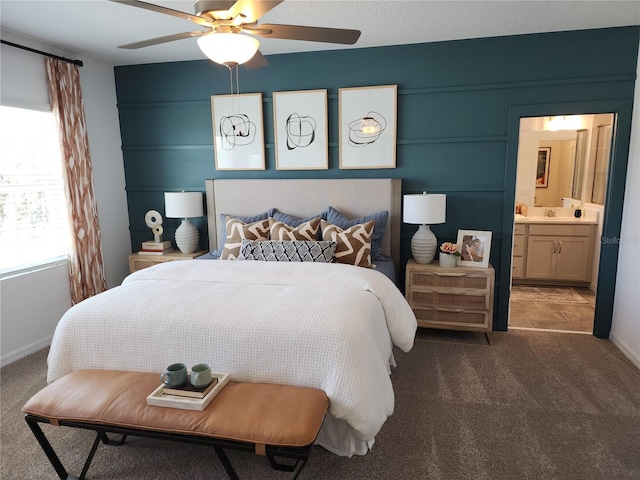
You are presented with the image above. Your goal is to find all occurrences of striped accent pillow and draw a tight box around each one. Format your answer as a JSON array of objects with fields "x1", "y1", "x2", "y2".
[
  {"x1": 220, "y1": 217, "x2": 271, "y2": 260},
  {"x1": 320, "y1": 219, "x2": 374, "y2": 267},
  {"x1": 239, "y1": 240, "x2": 336, "y2": 263},
  {"x1": 270, "y1": 217, "x2": 321, "y2": 241}
]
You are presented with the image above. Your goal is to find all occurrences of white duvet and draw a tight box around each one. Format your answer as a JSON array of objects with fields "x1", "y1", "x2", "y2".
[{"x1": 47, "y1": 260, "x2": 417, "y2": 456}]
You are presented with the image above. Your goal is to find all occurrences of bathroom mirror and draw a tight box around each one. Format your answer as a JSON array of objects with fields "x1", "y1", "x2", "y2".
[{"x1": 515, "y1": 114, "x2": 613, "y2": 209}]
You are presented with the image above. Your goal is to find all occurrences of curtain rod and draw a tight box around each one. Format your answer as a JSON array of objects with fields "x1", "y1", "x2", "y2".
[{"x1": 1, "y1": 39, "x2": 83, "y2": 67}]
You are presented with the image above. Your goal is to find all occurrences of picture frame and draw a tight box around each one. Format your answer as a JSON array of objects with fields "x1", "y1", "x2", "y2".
[
  {"x1": 536, "y1": 147, "x2": 551, "y2": 188},
  {"x1": 210, "y1": 93, "x2": 265, "y2": 170},
  {"x1": 338, "y1": 85, "x2": 397, "y2": 169},
  {"x1": 273, "y1": 89, "x2": 328, "y2": 170},
  {"x1": 457, "y1": 230, "x2": 492, "y2": 268}
]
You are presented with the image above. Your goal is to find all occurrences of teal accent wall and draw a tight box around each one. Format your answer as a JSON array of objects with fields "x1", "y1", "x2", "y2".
[{"x1": 115, "y1": 26, "x2": 639, "y2": 334}]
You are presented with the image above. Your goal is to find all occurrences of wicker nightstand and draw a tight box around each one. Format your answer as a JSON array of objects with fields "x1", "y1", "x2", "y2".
[
  {"x1": 128, "y1": 250, "x2": 208, "y2": 273},
  {"x1": 405, "y1": 259, "x2": 495, "y2": 342}
]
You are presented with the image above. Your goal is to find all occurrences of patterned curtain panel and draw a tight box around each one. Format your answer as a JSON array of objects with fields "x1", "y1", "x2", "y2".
[{"x1": 45, "y1": 58, "x2": 106, "y2": 304}]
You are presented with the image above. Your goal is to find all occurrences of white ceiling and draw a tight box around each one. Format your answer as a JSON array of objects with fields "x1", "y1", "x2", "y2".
[{"x1": 1, "y1": 1, "x2": 639, "y2": 66}]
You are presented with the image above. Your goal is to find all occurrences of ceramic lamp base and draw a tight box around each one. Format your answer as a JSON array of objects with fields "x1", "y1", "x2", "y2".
[
  {"x1": 175, "y1": 219, "x2": 199, "y2": 254},
  {"x1": 411, "y1": 224, "x2": 437, "y2": 264}
]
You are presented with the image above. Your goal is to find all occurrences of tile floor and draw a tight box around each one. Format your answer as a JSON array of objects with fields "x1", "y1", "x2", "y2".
[{"x1": 509, "y1": 286, "x2": 596, "y2": 333}]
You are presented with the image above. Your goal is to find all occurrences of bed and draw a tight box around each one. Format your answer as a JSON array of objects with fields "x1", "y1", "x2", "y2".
[{"x1": 46, "y1": 178, "x2": 417, "y2": 457}]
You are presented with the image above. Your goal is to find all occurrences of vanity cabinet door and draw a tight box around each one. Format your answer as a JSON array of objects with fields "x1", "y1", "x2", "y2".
[
  {"x1": 525, "y1": 236, "x2": 557, "y2": 279},
  {"x1": 555, "y1": 236, "x2": 590, "y2": 281},
  {"x1": 525, "y1": 234, "x2": 591, "y2": 281}
]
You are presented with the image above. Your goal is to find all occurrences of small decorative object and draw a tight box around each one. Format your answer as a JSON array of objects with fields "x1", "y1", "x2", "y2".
[
  {"x1": 147, "y1": 372, "x2": 230, "y2": 411},
  {"x1": 164, "y1": 191, "x2": 204, "y2": 254},
  {"x1": 457, "y1": 229, "x2": 492, "y2": 268},
  {"x1": 144, "y1": 210, "x2": 164, "y2": 243},
  {"x1": 140, "y1": 210, "x2": 173, "y2": 254},
  {"x1": 438, "y1": 242, "x2": 460, "y2": 267},
  {"x1": 574, "y1": 207, "x2": 582, "y2": 218},
  {"x1": 403, "y1": 192, "x2": 446, "y2": 264}
]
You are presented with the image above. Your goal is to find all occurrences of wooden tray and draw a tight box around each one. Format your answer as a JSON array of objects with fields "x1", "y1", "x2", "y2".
[{"x1": 146, "y1": 372, "x2": 230, "y2": 411}]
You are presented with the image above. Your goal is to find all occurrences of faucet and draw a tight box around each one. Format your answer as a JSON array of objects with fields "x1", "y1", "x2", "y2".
[{"x1": 545, "y1": 208, "x2": 556, "y2": 217}]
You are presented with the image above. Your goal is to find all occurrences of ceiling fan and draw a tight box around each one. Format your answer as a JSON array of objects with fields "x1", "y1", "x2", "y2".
[{"x1": 111, "y1": 0, "x2": 361, "y2": 68}]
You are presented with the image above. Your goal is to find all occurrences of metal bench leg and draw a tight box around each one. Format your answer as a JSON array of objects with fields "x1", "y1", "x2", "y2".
[
  {"x1": 213, "y1": 446, "x2": 240, "y2": 480},
  {"x1": 265, "y1": 454, "x2": 308, "y2": 480},
  {"x1": 99, "y1": 431, "x2": 127, "y2": 446},
  {"x1": 77, "y1": 432, "x2": 102, "y2": 480},
  {"x1": 25, "y1": 415, "x2": 78, "y2": 480}
]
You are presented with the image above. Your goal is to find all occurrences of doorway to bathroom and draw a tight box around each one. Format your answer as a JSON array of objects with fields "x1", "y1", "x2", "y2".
[{"x1": 508, "y1": 113, "x2": 614, "y2": 334}]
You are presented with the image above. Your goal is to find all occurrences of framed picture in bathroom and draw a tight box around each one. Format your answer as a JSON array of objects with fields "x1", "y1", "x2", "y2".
[
  {"x1": 536, "y1": 147, "x2": 551, "y2": 188},
  {"x1": 457, "y1": 230, "x2": 492, "y2": 268}
]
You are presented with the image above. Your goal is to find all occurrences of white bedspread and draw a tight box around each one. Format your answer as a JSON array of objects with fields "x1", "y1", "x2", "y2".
[{"x1": 47, "y1": 260, "x2": 417, "y2": 456}]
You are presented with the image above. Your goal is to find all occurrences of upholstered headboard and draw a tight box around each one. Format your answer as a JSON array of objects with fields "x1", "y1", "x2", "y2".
[{"x1": 205, "y1": 178, "x2": 402, "y2": 268}]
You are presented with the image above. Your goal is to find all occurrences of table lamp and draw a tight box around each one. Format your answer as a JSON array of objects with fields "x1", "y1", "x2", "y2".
[
  {"x1": 164, "y1": 191, "x2": 204, "y2": 254},
  {"x1": 403, "y1": 192, "x2": 446, "y2": 264}
]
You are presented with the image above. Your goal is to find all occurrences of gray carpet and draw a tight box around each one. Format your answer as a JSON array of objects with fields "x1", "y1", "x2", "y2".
[{"x1": 2, "y1": 329, "x2": 639, "y2": 480}]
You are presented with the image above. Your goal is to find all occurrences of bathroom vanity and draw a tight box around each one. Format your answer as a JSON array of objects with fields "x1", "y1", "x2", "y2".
[{"x1": 512, "y1": 214, "x2": 597, "y2": 285}]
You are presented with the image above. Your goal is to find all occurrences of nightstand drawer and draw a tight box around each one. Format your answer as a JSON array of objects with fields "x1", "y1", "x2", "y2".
[
  {"x1": 409, "y1": 291, "x2": 489, "y2": 311},
  {"x1": 408, "y1": 271, "x2": 489, "y2": 290},
  {"x1": 412, "y1": 307, "x2": 490, "y2": 330}
]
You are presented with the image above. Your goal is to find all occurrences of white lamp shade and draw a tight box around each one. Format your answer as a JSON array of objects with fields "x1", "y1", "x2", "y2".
[
  {"x1": 164, "y1": 192, "x2": 203, "y2": 219},
  {"x1": 197, "y1": 33, "x2": 259, "y2": 66},
  {"x1": 403, "y1": 193, "x2": 446, "y2": 225}
]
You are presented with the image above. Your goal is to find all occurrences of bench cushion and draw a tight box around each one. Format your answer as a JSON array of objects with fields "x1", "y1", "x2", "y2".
[{"x1": 23, "y1": 370, "x2": 328, "y2": 449}]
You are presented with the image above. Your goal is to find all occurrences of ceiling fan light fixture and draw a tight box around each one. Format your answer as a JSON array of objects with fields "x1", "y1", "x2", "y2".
[{"x1": 197, "y1": 32, "x2": 259, "y2": 67}]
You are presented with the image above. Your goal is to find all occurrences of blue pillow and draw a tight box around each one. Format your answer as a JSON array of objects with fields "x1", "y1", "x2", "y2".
[
  {"x1": 272, "y1": 209, "x2": 328, "y2": 227},
  {"x1": 326, "y1": 206, "x2": 389, "y2": 259},
  {"x1": 217, "y1": 209, "x2": 275, "y2": 251}
]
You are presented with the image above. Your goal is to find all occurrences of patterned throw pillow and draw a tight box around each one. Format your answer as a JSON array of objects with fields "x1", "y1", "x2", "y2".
[
  {"x1": 270, "y1": 217, "x2": 321, "y2": 241},
  {"x1": 220, "y1": 217, "x2": 271, "y2": 260},
  {"x1": 326, "y1": 206, "x2": 388, "y2": 260},
  {"x1": 320, "y1": 219, "x2": 374, "y2": 268},
  {"x1": 216, "y1": 209, "x2": 275, "y2": 253},
  {"x1": 271, "y1": 209, "x2": 328, "y2": 226},
  {"x1": 239, "y1": 240, "x2": 337, "y2": 263}
]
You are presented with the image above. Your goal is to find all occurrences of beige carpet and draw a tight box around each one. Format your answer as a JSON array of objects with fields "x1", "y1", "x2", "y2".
[
  {"x1": 510, "y1": 286, "x2": 589, "y2": 304},
  {"x1": 2, "y1": 329, "x2": 639, "y2": 480}
]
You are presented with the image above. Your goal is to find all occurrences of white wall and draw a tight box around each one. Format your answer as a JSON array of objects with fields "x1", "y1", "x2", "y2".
[
  {"x1": 0, "y1": 31, "x2": 130, "y2": 366},
  {"x1": 610, "y1": 40, "x2": 640, "y2": 369}
]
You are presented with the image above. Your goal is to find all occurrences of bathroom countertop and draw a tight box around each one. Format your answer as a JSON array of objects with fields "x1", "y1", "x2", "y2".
[{"x1": 514, "y1": 214, "x2": 598, "y2": 225}]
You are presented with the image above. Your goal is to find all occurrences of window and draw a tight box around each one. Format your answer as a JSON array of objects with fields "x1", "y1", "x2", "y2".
[{"x1": 0, "y1": 105, "x2": 70, "y2": 275}]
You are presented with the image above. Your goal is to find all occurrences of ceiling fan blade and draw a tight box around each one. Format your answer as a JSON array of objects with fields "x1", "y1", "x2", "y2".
[
  {"x1": 228, "y1": 0, "x2": 283, "y2": 23},
  {"x1": 110, "y1": 0, "x2": 211, "y2": 27},
  {"x1": 243, "y1": 50, "x2": 268, "y2": 69},
  {"x1": 256, "y1": 24, "x2": 361, "y2": 45},
  {"x1": 118, "y1": 31, "x2": 206, "y2": 49}
]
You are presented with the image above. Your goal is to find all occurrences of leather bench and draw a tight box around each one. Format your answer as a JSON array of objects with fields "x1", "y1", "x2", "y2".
[{"x1": 22, "y1": 369, "x2": 329, "y2": 480}]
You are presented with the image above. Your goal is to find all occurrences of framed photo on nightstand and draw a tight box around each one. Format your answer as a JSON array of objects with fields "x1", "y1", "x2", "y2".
[{"x1": 457, "y1": 230, "x2": 492, "y2": 268}]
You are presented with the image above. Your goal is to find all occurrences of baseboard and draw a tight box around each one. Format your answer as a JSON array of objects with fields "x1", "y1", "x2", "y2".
[
  {"x1": 610, "y1": 333, "x2": 640, "y2": 370},
  {"x1": 1, "y1": 336, "x2": 52, "y2": 368}
]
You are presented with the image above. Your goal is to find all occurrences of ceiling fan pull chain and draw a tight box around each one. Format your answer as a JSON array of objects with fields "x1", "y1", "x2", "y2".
[
  {"x1": 228, "y1": 65, "x2": 233, "y2": 95},
  {"x1": 235, "y1": 65, "x2": 240, "y2": 95}
]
